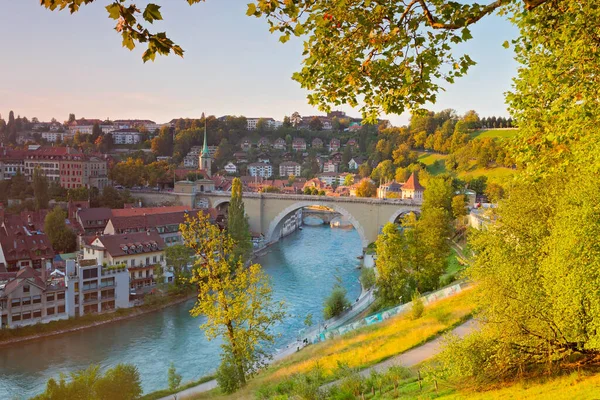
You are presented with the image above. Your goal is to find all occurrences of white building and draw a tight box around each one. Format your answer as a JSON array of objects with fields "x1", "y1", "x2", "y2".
[
  {"x1": 41, "y1": 132, "x2": 64, "y2": 143},
  {"x1": 279, "y1": 161, "x2": 301, "y2": 177},
  {"x1": 183, "y1": 146, "x2": 203, "y2": 168},
  {"x1": 111, "y1": 129, "x2": 141, "y2": 145},
  {"x1": 64, "y1": 259, "x2": 130, "y2": 317},
  {"x1": 323, "y1": 160, "x2": 338, "y2": 173},
  {"x1": 317, "y1": 172, "x2": 344, "y2": 186},
  {"x1": 247, "y1": 117, "x2": 282, "y2": 130},
  {"x1": 224, "y1": 162, "x2": 238, "y2": 174},
  {"x1": 248, "y1": 162, "x2": 273, "y2": 178}
]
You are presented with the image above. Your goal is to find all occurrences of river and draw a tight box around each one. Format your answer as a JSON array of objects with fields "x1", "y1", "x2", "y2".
[{"x1": 0, "y1": 221, "x2": 362, "y2": 399}]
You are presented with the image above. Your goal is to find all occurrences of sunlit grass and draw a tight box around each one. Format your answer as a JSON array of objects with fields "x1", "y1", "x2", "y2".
[
  {"x1": 188, "y1": 288, "x2": 476, "y2": 400},
  {"x1": 470, "y1": 128, "x2": 519, "y2": 140}
]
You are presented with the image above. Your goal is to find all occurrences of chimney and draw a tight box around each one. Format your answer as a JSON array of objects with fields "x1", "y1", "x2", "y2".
[{"x1": 41, "y1": 258, "x2": 47, "y2": 282}]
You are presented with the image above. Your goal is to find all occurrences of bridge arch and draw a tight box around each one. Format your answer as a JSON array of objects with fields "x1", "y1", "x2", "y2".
[
  {"x1": 211, "y1": 198, "x2": 231, "y2": 209},
  {"x1": 389, "y1": 209, "x2": 421, "y2": 224},
  {"x1": 266, "y1": 201, "x2": 369, "y2": 248}
]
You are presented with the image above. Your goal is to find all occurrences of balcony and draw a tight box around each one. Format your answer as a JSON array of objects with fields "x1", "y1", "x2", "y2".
[{"x1": 82, "y1": 297, "x2": 100, "y2": 305}]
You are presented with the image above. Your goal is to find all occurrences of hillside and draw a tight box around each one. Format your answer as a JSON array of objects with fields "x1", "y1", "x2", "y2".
[
  {"x1": 470, "y1": 128, "x2": 519, "y2": 140},
  {"x1": 417, "y1": 152, "x2": 516, "y2": 184}
]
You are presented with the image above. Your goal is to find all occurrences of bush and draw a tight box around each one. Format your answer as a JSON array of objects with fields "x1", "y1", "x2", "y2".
[
  {"x1": 216, "y1": 359, "x2": 243, "y2": 394},
  {"x1": 323, "y1": 285, "x2": 350, "y2": 320},
  {"x1": 410, "y1": 290, "x2": 425, "y2": 320}
]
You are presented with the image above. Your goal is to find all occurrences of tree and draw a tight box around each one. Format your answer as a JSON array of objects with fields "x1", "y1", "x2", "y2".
[
  {"x1": 370, "y1": 160, "x2": 394, "y2": 184},
  {"x1": 484, "y1": 182, "x2": 504, "y2": 203},
  {"x1": 374, "y1": 222, "x2": 412, "y2": 306},
  {"x1": 165, "y1": 244, "x2": 193, "y2": 286},
  {"x1": 343, "y1": 174, "x2": 354, "y2": 187},
  {"x1": 68, "y1": 113, "x2": 76, "y2": 123},
  {"x1": 357, "y1": 162, "x2": 372, "y2": 179},
  {"x1": 9, "y1": 171, "x2": 28, "y2": 199},
  {"x1": 167, "y1": 362, "x2": 182, "y2": 392},
  {"x1": 91, "y1": 122, "x2": 102, "y2": 142},
  {"x1": 33, "y1": 167, "x2": 49, "y2": 210},
  {"x1": 227, "y1": 178, "x2": 252, "y2": 263},
  {"x1": 355, "y1": 179, "x2": 376, "y2": 198},
  {"x1": 33, "y1": 363, "x2": 142, "y2": 400},
  {"x1": 181, "y1": 212, "x2": 285, "y2": 388},
  {"x1": 290, "y1": 112, "x2": 302, "y2": 127},
  {"x1": 451, "y1": 194, "x2": 467, "y2": 220},
  {"x1": 45, "y1": 207, "x2": 77, "y2": 253},
  {"x1": 153, "y1": 264, "x2": 165, "y2": 285},
  {"x1": 341, "y1": 145, "x2": 352, "y2": 167},
  {"x1": 308, "y1": 116, "x2": 323, "y2": 131}
]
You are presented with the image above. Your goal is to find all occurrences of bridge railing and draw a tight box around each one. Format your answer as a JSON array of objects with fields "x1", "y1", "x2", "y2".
[{"x1": 193, "y1": 191, "x2": 422, "y2": 206}]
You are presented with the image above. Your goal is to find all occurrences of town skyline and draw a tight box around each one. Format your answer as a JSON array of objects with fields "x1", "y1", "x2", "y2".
[{"x1": 0, "y1": 2, "x2": 517, "y2": 126}]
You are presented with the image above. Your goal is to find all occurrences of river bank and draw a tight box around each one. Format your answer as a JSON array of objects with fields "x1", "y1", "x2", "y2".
[{"x1": 0, "y1": 291, "x2": 196, "y2": 348}]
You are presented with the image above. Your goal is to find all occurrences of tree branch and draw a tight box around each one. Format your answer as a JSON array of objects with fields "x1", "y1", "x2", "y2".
[{"x1": 417, "y1": 0, "x2": 508, "y2": 30}]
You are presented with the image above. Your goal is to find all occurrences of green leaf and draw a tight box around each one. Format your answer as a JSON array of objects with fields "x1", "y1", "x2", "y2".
[
  {"x1": 294, "y1": 23, "x2": 305, "y2": 36},
  {"x1": 122, "y1": 32, "x2": 135, "y2": 50},
  {"x1": 105, "y1": 3, "x2": 121, "y2": 20},
  {"x1": 143, "y1": 4, "x2": 163, "y2": 23},
  {"x1": 279, "y1": 34, "x2": 290, "y2": 43},
  {"x1": 502, "y1": 40, "x2": 510, "y2": 49},
  {"x1": 142, "y1": 49, "x2": 157, "y2": 63},
  {"x1": 246, "y1": 3, "x2": 257, "y2": 16}
]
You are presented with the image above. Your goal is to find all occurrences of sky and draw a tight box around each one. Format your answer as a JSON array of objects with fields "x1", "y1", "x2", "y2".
[{"x1": 0, "y1": 1, "x2": 519, "y2": 126}]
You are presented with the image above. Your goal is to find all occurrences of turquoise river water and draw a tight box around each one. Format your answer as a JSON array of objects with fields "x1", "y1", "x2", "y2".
[{"x1": 0, "y1": 222, "x2": 362, "y2": 399}]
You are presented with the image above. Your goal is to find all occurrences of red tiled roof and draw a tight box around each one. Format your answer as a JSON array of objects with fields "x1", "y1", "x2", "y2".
[
  {"x1": 0, "y1": 229, "x2": 55, "y2": 263},
  {"x1": 402, "y1": 172, "x2": 424, "y2": 191},
  {"x1": 111, "y1": 206, "x2": 191, "y2": 217}
]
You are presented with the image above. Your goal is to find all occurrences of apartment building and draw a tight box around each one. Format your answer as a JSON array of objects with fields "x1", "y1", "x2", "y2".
[
  {"x1": 247, "y1": 162, "x2": 273, "y2": 178},
  {"x1": 111, "y1": 129, "x2": 142, "y2": 145},
  {"x1": 64, "y1": 259, "x2": 130, "y2": 317},
  {"x1": 279, "y1": 161, "x2": 302, "y2": 177},
  {"x1": 0, "y1": 266, "x2": 67, "y2": 328}
]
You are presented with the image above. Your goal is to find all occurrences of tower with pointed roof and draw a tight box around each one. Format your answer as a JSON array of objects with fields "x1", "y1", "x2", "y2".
[
  {"x1": 199, "y1": 113, "x2": 212, "y2": 177},
  {"x1": 401, "y1": 171, "x2": 425, "y2": 202}
]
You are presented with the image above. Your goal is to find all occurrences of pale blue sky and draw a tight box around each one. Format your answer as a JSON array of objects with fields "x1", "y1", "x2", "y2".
[{"x1": 0, "y1": 1, "x2": 518, "y2": 126}]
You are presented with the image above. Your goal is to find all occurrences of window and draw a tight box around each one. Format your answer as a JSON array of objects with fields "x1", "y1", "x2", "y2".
[
  {"x1": 22, "y1": 311, "x2": 31, "y2": 320},
  {"x1": 47, "y1": 307, "x2": 55, "y2": 316},
  {"x1": 12, "y1": 313, "x2": 21, "y2": 322},
  {"x1": 56, "y1": 292, "x2": 65, "y2": 301},
  {"x1": 11, "y1": 298, "x2": 20, "y2": 307},
  {"x1": 57, "y1": 305, "x2": 65, "y2": 313},
  {"x1": 33, "y1": 310, "x2": 42, "y2": 318},
  {"x1": 22, "y1": 297, "x2": 31, "y2": 306},
  {"x1": 23, "y1": 285, "x2": 30, "y2": 293},
  {"x1": 82, "y1": 268, "x2": 98, "y2": 279},
  {"x1": 146, "y1": 257, "x2": 150, "y2": 266},
  {"x1": 160, "y1": 255, "x2": 164, "y2": 262},
  {"x1": 131, "y1": 259, "x2": 135, "y2": 267},
  {"x1": 153, "y1": 256, "x2": 157, "y2": 263},
  {"x1": 32, "y1": 295, "x2": 41, "y2": 304}
]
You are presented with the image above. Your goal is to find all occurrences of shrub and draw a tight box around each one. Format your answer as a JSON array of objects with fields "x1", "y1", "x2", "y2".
[
  {"x1": 323, "y1": 285, "x2": 350, "y2": 320},
  {"x1": 410, "y1": 290, "x2": 425, "y2": 320},
  {"x1": 216, "y1": 359, "x2": 243, "y2": 394}
]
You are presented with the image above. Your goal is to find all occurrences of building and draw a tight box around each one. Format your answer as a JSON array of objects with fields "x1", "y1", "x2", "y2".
[
  {"x1": 279, "y1": 161, "x2": 301, "y2": 177},
  {"x1": 257, "y1": 137, "x2": 271, "y2": 148},
  {"x1": 377, "y1": 181, "x2": 403, "y2": 199},
  {"x1": 223, "y1": 162, "x2": 238, "y2": 174},
  {"x1": 317, "y1": 172, "x2": 344, "y2": 186},
  {"x1": 323, "y1": 160, "x2": 338, "y2": 173},
  {"x1": 41, "y1": 131, "x2": 64, "y2": 143},
  {"x1": 0, "y1": 225, "x2": 55, "y2": 272},
  {"x1": 113, "y1": 119, "x2": 162, "y2": 133},
  {"x1": 401, "y1": 172, "x2": 425, "y2": 202},
  {"x1": 0, "y1": 148, "x2": 25, "y2": 180},
  {"x1": 240, "y1": 138, "x2": 253, "y2": 152},
  {"x1": 82, "y1": 231, "x2": 166, "y2": 291},
  {"x1": 311, "y1": 138, "x2": 324, "y2": 149},
  {"x1": 199, "y1": 126, "x2": 212, "y2": 178},
  {"x1": 273, "y1": 138, "x2": 286, "y2": 150},
  {"x1": 247, "y1": 162, "x2": 273, "y2": 178},
  {"x1": 0, "y1": 266, "x2": 67, "y2": 328},
  {"x1": 75, "y1": 207, "x2": 113, "y2": 235},
  {"x1": 292, "y1": 138, "x2": 307, "y2": 152},
  {"x1": 104, "y1": 207, "x2": 194, "y2": 246},
  {"x1": 67, "y1": 119, "x2": 116, "y2": 135},
  {"x1": 183, "y1": 146, "x2": 202, "y2": 168},
  {"x1": 23, "y1": 147, "x2": 109, "y2": 190},
  {"x1": 348, "y1": 156, "x2": 365, "y2": 170},
  {"x1": 64, "y1": 259, "x2": 130, "y2": 317},
  {"x1": 247, "y1": 118, "x2": 282, "y2": 130},
  {"x1": 346, "y1": 138, "x2": 358, "y2": 148},
  {"x1": 111, "y1": 129, "x2": 142, "y2": 145},
  {"x1": 329, "y1": 138, "x2": 340, "y2": 152}
]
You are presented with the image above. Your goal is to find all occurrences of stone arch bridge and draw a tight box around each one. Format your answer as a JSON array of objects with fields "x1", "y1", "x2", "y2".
[{"x1": 171, "y1": 192, "x2": 422, "y2": 249}]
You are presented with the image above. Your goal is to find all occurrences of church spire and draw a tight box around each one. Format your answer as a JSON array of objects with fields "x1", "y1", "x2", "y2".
[{"x1": 201, "y1": 112, "x2": 209, "y2": 156}]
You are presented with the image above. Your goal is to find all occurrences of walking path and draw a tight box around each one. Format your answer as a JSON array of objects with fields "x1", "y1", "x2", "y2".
[{"x1": 323, "y1": 318, "x2": 477, "y2": 388}]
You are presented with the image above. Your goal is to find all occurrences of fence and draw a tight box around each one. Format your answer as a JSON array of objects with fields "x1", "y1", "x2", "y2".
[{"x1": 309, "y1": 282, "x2": 467, "y2": 344}]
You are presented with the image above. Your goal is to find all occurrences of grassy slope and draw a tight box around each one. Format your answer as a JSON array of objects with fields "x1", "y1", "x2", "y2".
[
  {"x1": 190, "y1": 288, "x2": 476, "y2": 400},
  {"x1": 363, "y1": 370, "x2": 600, "y2": 399},
  {"x1": 470, "y1": 128, "x2": 519, "y2": 140},
  {"x1": 417, "y1": 151, "x2": 515, "y2": 184}
]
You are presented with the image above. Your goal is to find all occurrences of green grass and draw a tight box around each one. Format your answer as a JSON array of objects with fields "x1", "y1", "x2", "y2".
[
  {"x1": 440, "y1": 249, "x2": 466, "y2": 286},
  {"x1": 418, "y1": 152, "x2": 448, "y2": 166},
  {"x1": 470, "y1": 128, "x2": 519, "y2": 140},
  {"x1": 189, "y1": 289, "x2": 476, "y2": 400}
]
